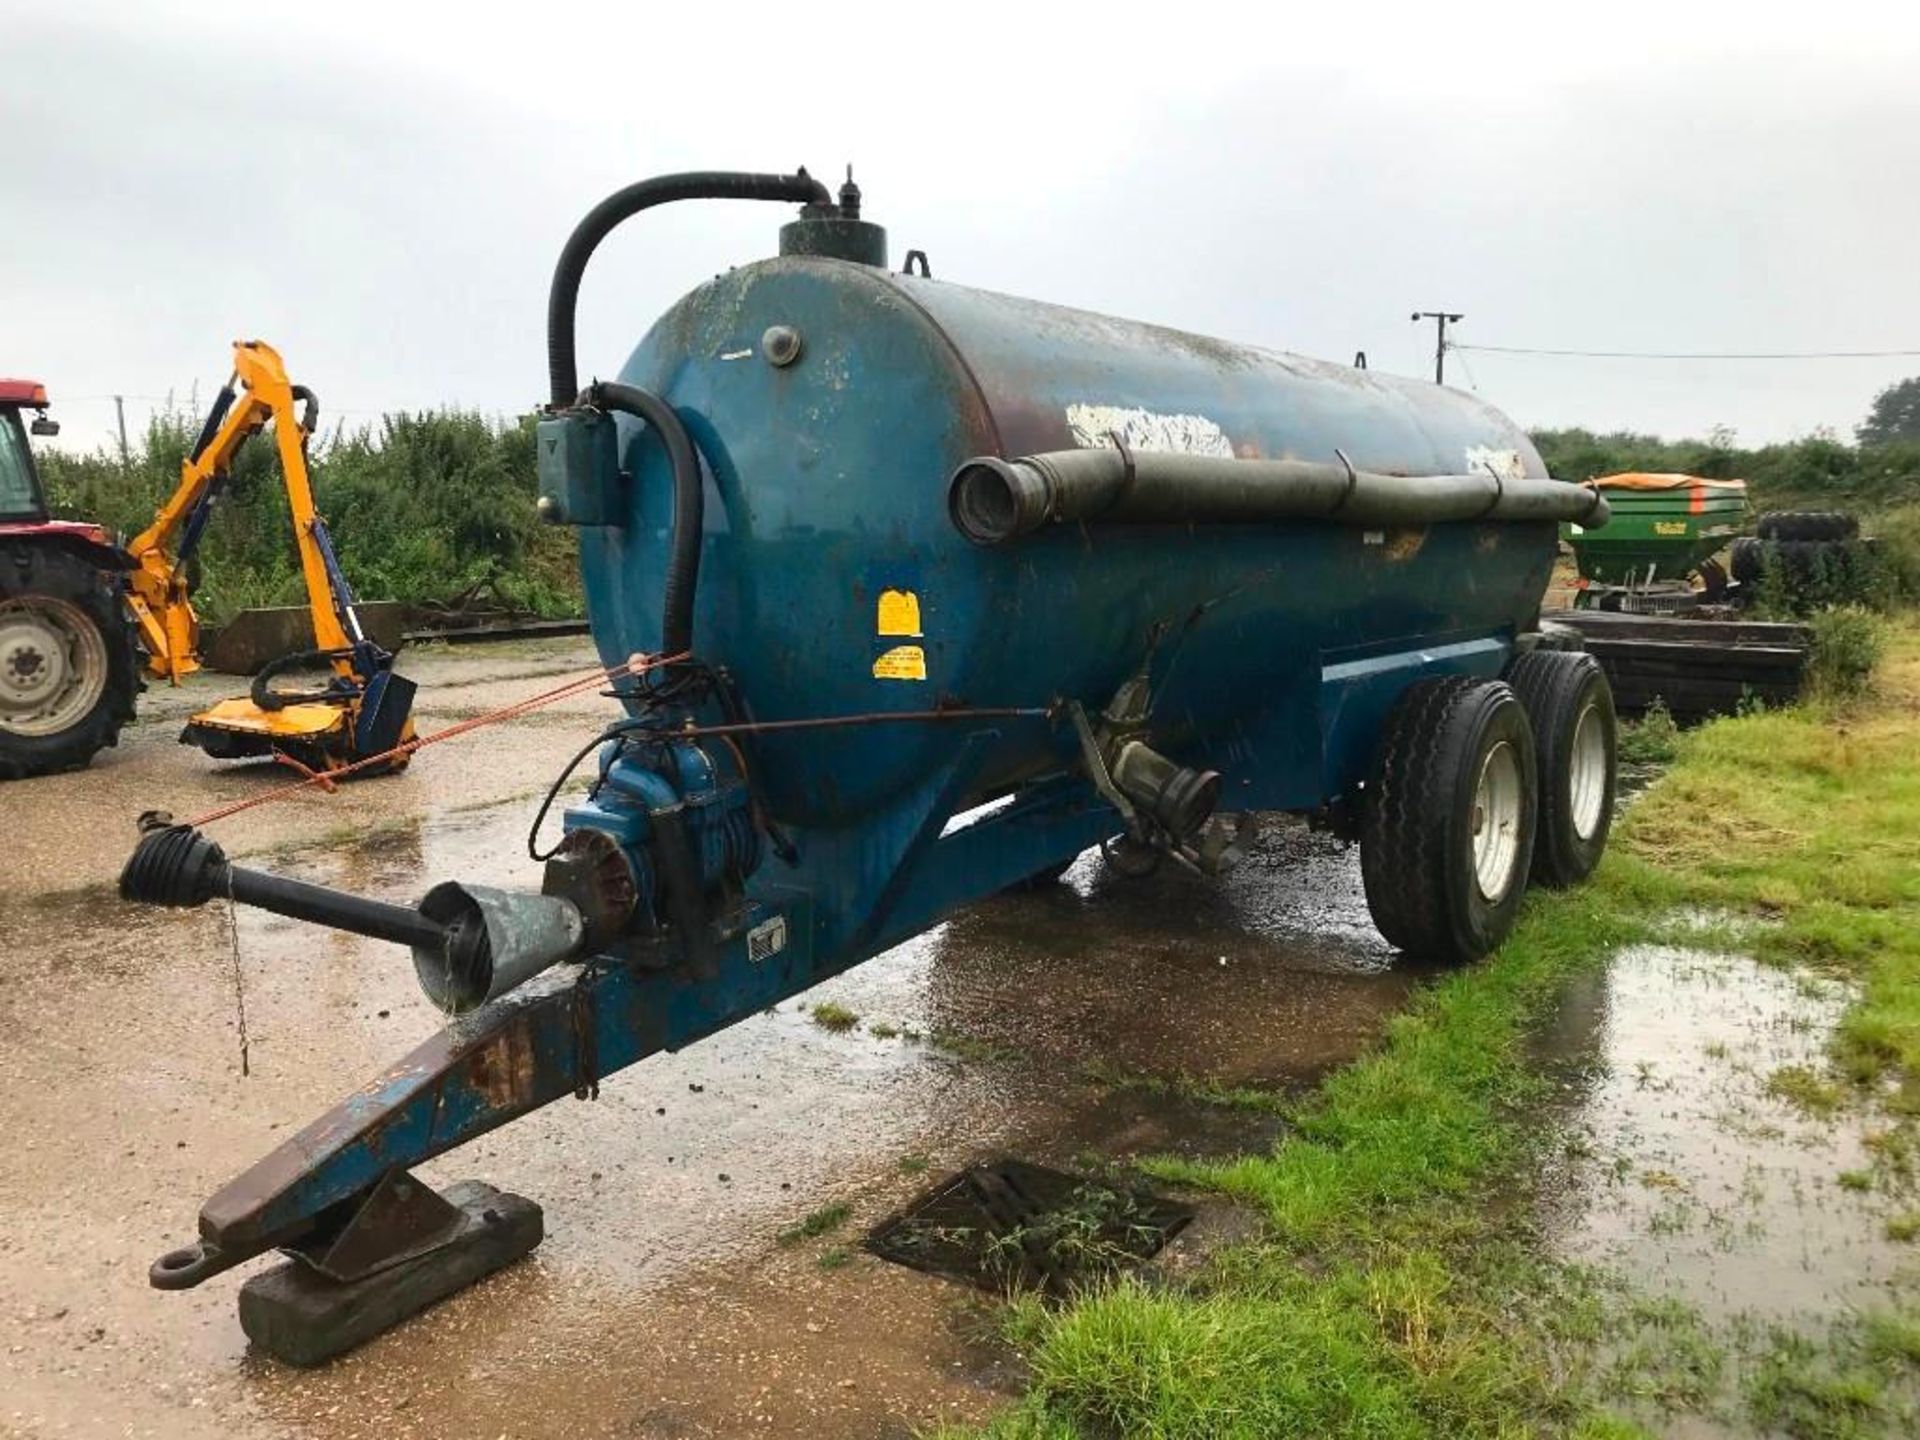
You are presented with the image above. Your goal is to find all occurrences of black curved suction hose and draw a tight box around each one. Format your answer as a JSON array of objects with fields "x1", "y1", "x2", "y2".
[
  {"x1": 546, "y1": 169, "x2": 830, "y2": 408},
  {"x1": 587, "y1": 381, "x2": 704, "y2": 657}
]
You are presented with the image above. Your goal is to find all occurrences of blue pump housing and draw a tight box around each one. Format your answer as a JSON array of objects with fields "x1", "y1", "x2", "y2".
[{"x1": 562, "y1": 738, "x2": 760, "y2": 931}]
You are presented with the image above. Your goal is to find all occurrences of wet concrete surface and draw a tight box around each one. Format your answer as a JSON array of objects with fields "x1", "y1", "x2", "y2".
[
  {"x1": 1539, "y1": 939, "x2": 1920, "y2": 1328},
  {"x1": 0, "y1": 640, "x2": 1422, "y2": 1439},
  {"x1": 5, "y1": 638, "x2": 621, "y2": 895}
]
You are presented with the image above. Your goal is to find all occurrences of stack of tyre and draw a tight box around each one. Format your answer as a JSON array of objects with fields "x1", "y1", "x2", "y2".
[{"x1": 1730, "y1": 511, "x2": 1872, "y2": 601}]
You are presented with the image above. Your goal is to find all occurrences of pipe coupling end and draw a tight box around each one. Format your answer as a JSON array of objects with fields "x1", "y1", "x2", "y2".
[{"x1": 948, "y1": 456, "x2": 1052, "y2": 545}]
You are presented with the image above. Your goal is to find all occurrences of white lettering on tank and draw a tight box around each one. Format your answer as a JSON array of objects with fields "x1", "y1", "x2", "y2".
[
  {"x1": 1464, "y1": 445, "x2": 1526, "y2": 482},
  {"x1": 1065, "y1": 403, "x2": 1235, "y2": 458}
]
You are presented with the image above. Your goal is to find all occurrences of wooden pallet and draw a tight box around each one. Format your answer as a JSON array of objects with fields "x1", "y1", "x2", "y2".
[{"x1": 1544, "y1": 611, "x2": 1811, "y2": 721}]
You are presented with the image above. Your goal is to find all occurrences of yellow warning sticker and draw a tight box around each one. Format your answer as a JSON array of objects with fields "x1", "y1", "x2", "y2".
[
  {"x1": 876, "y1": 588, "x2": 923, "y2": 637},
  {"x1": 872, "y1": 644, "x2": 928, "y2": 681}
]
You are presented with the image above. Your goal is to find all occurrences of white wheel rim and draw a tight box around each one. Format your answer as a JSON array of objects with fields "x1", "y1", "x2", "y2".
[
  {"x1": 1471, "y1": 739, "x2": 1524, "y2": 902},
  {"x1": 0, "y1": 596, "x2": 109, "y2": 737},
  {"x1": 1568, "y1": 699, "x2": 1608, "y2": 841}
]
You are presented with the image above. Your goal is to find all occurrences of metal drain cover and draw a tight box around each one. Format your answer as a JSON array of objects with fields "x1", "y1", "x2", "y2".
[{"x1": 866, "y1": 1158, "x2": 1192, "y2": 1295}]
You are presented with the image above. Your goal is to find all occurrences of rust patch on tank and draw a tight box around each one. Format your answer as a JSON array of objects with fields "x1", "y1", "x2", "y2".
[{"x1": 1383, "y1": 528, "x2": 1428, "y2": 563}]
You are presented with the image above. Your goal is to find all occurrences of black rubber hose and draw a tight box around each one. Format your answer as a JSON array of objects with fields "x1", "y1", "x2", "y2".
[
  {"x1": 546, "y1": 169, "x2": 829, "y2": 408},
  {"x1": 588, "y1": 382, "x2": 704, "y2": 656},
  {"x1": 252, "y1": 647, "x2": 354, "y2": 711},
  {"x1": 291, "y1": 384, "x2": 319, "y2": 435},
  {"x1": 188, "y1": 384, "x2": 236, "y2": 464}
]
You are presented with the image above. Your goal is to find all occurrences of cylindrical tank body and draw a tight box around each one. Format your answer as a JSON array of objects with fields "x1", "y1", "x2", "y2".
[{"x1": 581, "y1": 257, "x2": 1555, "y2": 824}]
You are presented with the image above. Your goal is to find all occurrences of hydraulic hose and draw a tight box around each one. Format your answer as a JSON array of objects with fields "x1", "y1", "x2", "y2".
[
  {"x1": 251, "y1": 647, "x2": 354, "y2": 711},
  {"x1": 586, "y1": 382, "x2": 704, "y2": 657},
  {"x1": 546, "y1": 169, "x2": 830, "y2": 408},
  {"x1": 948, "y1": 448, "x2": 1611, "y2": 545}
]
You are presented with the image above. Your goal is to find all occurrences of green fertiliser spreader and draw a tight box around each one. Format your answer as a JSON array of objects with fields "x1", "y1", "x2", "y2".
[{"x1": 1563, "y1": 473, "x2": 1747, "y2": 603}]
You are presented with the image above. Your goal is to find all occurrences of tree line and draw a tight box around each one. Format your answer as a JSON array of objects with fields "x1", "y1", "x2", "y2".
[{"x1": 39, "y1": 377, "x2": 1920, "y2": 625}]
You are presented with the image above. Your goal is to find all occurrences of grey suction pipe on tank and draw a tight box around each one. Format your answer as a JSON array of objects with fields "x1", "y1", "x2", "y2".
[
  {"x1": 948, "y1": 448, "x2": 1610, "y2": 545},
  {"x1": 546, "y1": 169, "x2": 831, "y2": 408}
]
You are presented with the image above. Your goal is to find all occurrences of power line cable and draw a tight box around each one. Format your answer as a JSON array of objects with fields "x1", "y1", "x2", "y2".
[{"x1": 1453, "y1": 343, "x2": 1920, "y2": 361}]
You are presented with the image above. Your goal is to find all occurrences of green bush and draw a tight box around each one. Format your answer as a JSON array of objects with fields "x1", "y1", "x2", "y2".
[
  {"x1": 1806, "y1": 606, "x2": 1886, "y2": 699},
  {"x1": 38, "y1": 406, "x2": 579, "y2": 626}
]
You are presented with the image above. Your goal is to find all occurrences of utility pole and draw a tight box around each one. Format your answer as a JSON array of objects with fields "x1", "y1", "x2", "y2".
[
  {"x1": 113, "y1": 395, "x2": 130, "y2": 469},
  {"x1": 1410, "y1": 310, "x2": 1464, "y2": 384}
]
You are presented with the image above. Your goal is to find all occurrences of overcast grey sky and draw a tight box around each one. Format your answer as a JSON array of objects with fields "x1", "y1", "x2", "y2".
[{"x1": 9, "y1": 1, "x2": 1919, "y2": 453}]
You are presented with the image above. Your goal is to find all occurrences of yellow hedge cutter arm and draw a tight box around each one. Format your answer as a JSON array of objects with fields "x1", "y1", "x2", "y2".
[{"x1": 126, "y1": 340, "x2": 416, "y2": 773}]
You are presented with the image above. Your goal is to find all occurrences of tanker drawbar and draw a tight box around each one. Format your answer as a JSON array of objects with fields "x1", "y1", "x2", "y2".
[{"x1": 116, "y1": 166, "x2": 1618, "y2": 1364}]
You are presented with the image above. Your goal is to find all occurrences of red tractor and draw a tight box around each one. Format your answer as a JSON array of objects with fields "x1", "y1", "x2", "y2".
[{"x1": 0, "y1": 380, "x2": 142, "y2": 778}]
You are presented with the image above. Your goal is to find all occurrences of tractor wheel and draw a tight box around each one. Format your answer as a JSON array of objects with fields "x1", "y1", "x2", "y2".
[
  {"x1": 0, "y1": 542, "x2": 141, "y2": 779},
  {"x1": 1360, "y1": 677, "x2": 1537, "y2": 964},
  {"x1": 1504, "y1": 650, "x2": 1616, "y2": 887},
  {"x1": 1755, "y1": 510, "x2": 1858, "y2": 543}
]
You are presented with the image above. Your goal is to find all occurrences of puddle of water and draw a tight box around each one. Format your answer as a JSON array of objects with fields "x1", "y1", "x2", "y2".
[{"x1": 1540, "y1": 944, "x2": 1918, "y2": 1326}]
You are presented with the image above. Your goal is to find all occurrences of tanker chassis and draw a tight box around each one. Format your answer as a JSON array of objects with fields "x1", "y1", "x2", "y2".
[{"x1": 119, "y1": 168, "x2": 1616, "y2": 1364}]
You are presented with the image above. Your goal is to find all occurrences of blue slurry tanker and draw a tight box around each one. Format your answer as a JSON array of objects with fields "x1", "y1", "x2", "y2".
[{"x1": 120, "y1": 168, "x2": 1617, "y2": 1363}]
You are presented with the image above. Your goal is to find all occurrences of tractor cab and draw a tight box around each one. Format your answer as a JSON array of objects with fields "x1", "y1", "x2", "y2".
[{"x1": 0, "y1": 380, "x2": 57, "y2": 525}]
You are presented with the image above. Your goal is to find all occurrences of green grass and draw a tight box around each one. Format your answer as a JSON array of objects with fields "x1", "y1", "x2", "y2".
[
  {"x1": 1080, "y1": 1060, "x2": 1292, "y2": 1117},
  {"x1": 1769, "y1": 1065, "x2": 1849, "y2": 1117},
  {"x1": 776, "y1": 1202, "x2": 850, "y2": 1247},
  {"x1": 1744, "y1": 1314, "x2": 1920, "y2": 1439},
  {"x1": 809, "y1": 1001, "x2": 859, "y2": 1033},
  {"x1": 952, "y1": 621, "x2": 1920, "y2": 1440},
  {"x1": 925, "y1": 1028, "x2": 1022, "y2": 1065},
  {"x1": 1616, "y1": 698, "x2": 1679, "y2": 765}
]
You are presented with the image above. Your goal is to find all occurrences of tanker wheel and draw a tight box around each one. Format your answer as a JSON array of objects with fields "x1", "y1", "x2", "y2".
[
  {"x1": 0, "y1": 543, "x2": 141, "y2": 780},
  {"x1": 1504, "y1": 650, "x2": 1616, "y2": 887},
  {"x1": 1360, "y1": 677, "x2": 1537, "y2": 964}
]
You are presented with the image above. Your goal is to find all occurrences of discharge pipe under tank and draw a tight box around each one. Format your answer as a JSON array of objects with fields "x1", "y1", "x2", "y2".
[{"x1": 948, "y1": 447, "x2": 1610, "y2": 545}]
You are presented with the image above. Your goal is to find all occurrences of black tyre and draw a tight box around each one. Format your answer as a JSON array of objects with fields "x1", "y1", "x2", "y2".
[
  {"x1": 1361, "y1": 677, "x2": 1537, "y2": 964},
  {"x1": 1729, "y1": 536, "x2": 1765, "y2": 584},
  {"x1": 1504, "y1": 650, "x2": 1616, "y2": 887},
  {"x1": 1771, "y1": 539, "x2": 1860, "y2": 586},
  {"x1": 0, "y1": 541, "x2": 141, "y2": 780},
  {"x1": 1755, "y1": 510, "x2": 1858, "y2": 543}
]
